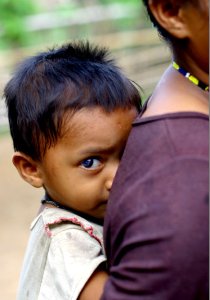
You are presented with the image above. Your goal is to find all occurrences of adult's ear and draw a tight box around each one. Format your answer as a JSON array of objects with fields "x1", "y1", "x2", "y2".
[
  {"x1": 12, "y1": 152, "x2": 43, "y2": 188},
  {"x1": 148, "y1": 0, "x2": 190, "y2": 39}
]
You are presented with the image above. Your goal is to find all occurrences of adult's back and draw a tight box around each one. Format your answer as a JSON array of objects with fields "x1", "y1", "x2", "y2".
[{"x1": 101, "y1": 0, "x2": 209, "y2": 299}]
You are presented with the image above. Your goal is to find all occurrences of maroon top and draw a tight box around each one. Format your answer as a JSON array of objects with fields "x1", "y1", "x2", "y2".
[{"x1": 101, "y1": 111, "x2": 209, "y2": 300}]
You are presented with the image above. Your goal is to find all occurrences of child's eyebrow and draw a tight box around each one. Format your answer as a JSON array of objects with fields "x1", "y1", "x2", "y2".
[{"x1": 79, "y1": 146, "x2": 116, "y2": 156}]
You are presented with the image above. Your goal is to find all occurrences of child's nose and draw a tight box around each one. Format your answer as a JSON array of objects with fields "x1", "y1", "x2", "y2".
[{"x1": 105, "y1": 162, "x2": 119, "y2": 191}]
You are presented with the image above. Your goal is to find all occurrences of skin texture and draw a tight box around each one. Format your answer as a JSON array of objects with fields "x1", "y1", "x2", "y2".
[
  {"x1": 12, "y1": 106, "x2": 138, "y2": 300},
  {"x1": 78, "y1": 268, "x2": 109, "y2": 300},
  {"x1": 36, "y1": 107, "x2": 137, "y2": 219},
  {"x1": 173, "y1": 0, "x2": 209, "y2": 81},
  {"x1": 13, "y1": 106, "x2": 137, "y2": 219},
  {"x1": 143, "y1": 0, "x2": 209, "y2": 118}
]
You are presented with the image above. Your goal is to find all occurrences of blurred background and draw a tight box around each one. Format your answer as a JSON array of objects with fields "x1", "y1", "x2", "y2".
[{"x1": 0, "y1": 0, "x2": 170, "y2": 299}]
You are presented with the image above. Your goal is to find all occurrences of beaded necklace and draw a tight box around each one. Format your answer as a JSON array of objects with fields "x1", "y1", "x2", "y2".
[{"x1": 172, "y1": 61, "x2": 209, "y2": 92}]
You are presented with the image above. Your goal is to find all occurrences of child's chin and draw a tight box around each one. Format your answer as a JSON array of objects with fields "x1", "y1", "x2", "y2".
[{"x1": 94, "y1": 206, "x2": 106, "y2": 220}]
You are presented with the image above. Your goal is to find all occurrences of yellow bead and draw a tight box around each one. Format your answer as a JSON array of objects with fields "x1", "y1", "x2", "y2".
[{"x1": 189, "y1": 75, "x2": 199, "y2": 86}]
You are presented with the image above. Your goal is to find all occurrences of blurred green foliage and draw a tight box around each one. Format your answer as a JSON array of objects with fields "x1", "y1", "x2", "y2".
[
  {"x1": 99, "y1": 0, "x2": 140, "y2": 5},
  {"x1": 0, "y1": 0, "x2": 146, "y2": 49},
  {"x1": 0, "y1": 0, "x2": 38, "y2": 48}
]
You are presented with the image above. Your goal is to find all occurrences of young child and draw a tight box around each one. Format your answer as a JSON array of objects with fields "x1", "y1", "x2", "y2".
[
  {"x1": 4, "y1": 41, "x2": 141, "y2": 300},
  {"x1": 101, "y1": 0, "x2": 209, "y2": 299}
]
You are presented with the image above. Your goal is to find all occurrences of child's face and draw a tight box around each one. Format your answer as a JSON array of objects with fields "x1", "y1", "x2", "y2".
[{"x1": 38, "y1": 107, "x2": 137, "y2": 219}]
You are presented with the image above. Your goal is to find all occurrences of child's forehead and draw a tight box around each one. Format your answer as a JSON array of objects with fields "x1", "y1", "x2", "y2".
[
  {"x1": 62, "y1": 107, "x2": 120, "y2": 133},
  {"x1": 41, "y1": 106, "x2": 136, "y2": 163},
  {"x1": 60, "y1": 106, "x2": 136, "y2": 143}
]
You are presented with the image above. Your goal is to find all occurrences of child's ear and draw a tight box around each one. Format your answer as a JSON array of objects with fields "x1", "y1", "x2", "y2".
[
  {"x1": 12, "y1": 152, "x2": 43, "y2": 188},
  {"x1": 148, "y1": 0, "x2": 190, "y2": 39}
]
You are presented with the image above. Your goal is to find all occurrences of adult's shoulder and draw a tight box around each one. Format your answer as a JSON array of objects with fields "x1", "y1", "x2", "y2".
[
  {"x1": 133, "y1": 112, "x2": 208, "y2": 154},
  {"x1": 116, "y1": 111, "x2": 208, "y2": 186}
]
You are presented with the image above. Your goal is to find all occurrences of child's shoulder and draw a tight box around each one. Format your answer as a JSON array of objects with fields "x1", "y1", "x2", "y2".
[{"x1": 32, "y1": 207, "x2": 104, "y2": 245}]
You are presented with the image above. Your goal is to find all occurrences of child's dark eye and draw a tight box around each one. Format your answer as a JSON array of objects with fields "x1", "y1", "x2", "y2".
[{"x1": 80, "y1": 158, "x2": 101, "y2": 169}]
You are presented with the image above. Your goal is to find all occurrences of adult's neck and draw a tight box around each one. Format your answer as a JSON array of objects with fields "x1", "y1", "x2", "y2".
[
  {"x1": 173, "y1": 47, "x2": 209, "y2": 87},
  {"x1": 142, "y1": 64, "x2": 209, "y2": 118}
]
